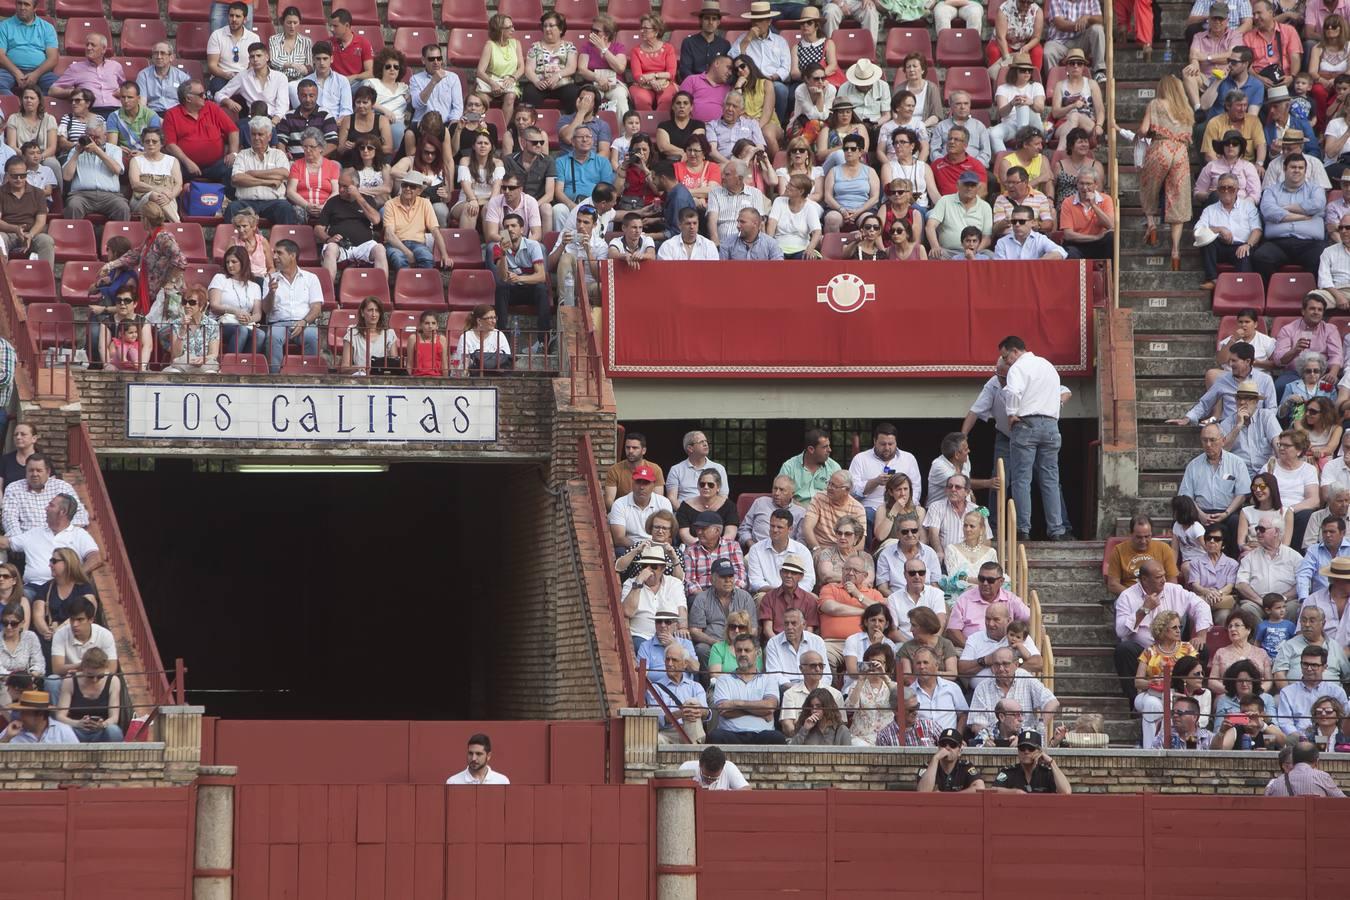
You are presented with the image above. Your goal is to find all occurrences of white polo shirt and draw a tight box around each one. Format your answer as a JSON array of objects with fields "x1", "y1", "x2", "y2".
[
  {"x1": 959, "y1": 629, "x2": 1041, "y2": 683},
  {"x1": 446, "y1": 766, "x2": 510, "y2": 785},
  {"x1": 50, "y1": 621, "x2": 117, "y2": 666},
  {"x1": 607, "y1": 491, "x2": 674, "y2": 545},
  {"x1": 678, "y1": 758, "x2": 749, "y2": 789},
  {"x1": 8, "y1": 524, "x2": 99, "y2": 584},
  {"x1": 847, "y1": 448, "x2": 922, "y2": 511}
]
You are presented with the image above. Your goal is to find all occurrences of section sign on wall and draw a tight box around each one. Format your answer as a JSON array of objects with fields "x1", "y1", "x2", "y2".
[{"x1": 126, "y1": 383, "x2": 498, "y2": 443}]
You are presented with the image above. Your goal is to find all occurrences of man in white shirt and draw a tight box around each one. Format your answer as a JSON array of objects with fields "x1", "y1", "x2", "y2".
[
  {"x1": 667, "y1": 431, "x2": 730, "y2": 504},
  {"x1": 779, "y1": 649, "x2": 844, "y2": 733},
  {"x1": 1000, "y1": 336, "x2": 1069, "y2": 540},
  {"x1": 215, "y1": 43, "x2": 289, "y2": 123},
  {"x1": 46, "y1": 597, "x2": 116, "y2": 704},
  {"x1": 763, "y1": 608, "x2": 831, "y2": 689},
  {"x1": 658, "y1": 206, "x2": 721, "y2": 259},
  {"x1": 958, "y1": 602, "x2": 1043, "y2": 684},
  {"x1": 847, "y1": 422, "x2": 921, "y2": 532},
  {"x1": 445, "y1": 733, "x2": 511, "y2": 784},
  {"x1": 745, "y1": 508, "x2": 814, "y2": 595},
  {"x1": 0, "y1": 494, "x2": 100, "y2": 594},
  {"x1": 608, "y1": 465, "x2": 674, "y2": 549},
  {"x1": 262, "y1": 239, "x2": 323, "y2": 372},
  {"x1": 678, "y1": 745, "x2": 751, "y2": 789},
  {"x1": 205, "y1": 1, "x2": 261, "y2": 94},
  {"x1": 1235, "y1": 511, "x2": 1302, "y2": 615},
  {"x1": 884, "y1": 555, "x2": 947, "y2": 639},
  {"x1": 706, "y1": 161, "x2": 770, "y2": 244},
  {"x1": 607, "y1": 212, "x2": 657, "y2": 269},
  {"x1": 1197, "y1": 173, "x2": 1262, "y2": 290},
  {"x1": 1319, "y1": 216, "x2": 1350, "y2": 305}
]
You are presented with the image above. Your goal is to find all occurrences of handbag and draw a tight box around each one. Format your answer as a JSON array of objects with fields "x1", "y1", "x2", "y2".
[
  {"x1": 1257, "y1": 28, "x2": 1286, "y2": 84},
  {"x1": 186, "y1": 182, "x2": 226, "y2": 218},
  {"x1": 467, "y1": 350, "x2": 513, "y2": 371}
]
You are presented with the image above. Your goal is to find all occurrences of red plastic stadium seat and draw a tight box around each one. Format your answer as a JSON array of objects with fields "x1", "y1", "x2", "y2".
[
  {"x1": 1211, "y1": 273, "x2": 1265, "y2": 315},
  {"x1": 394, "y1": 27, "x2": 442, "y2": 60},
  {"x1": 6, "y1": 260, "x2": 56, "y2": 304},
  {"x1": 63, "y1": 19, "x2": 112, "y2": 56},
  {"x1": 551, "y1": 0, "x2": 600, "y2": 24},
  {"x1": 736, "y1": 492, "x2": 768, "y2": 522},
  {"x1": 885, "y1": 28, "x2": 933, "y2": 65},
  {"x1": 166, "y1": 0, "x2": 212, "y2": 18},
  {"x1": 721, "y1": 0, "x2": 753, "y2": 17},
  {"x1": 0, "y1": 95, "x2": 17, "y2": 119},
  {"x1": 331, "y1": 0, "x2": 380, "y2": 24},
  {"x1": 446, "y1": 309, "x2": 470, "y2": 335},
  {"x1": 497, "y1": 0, "x2": 544, "y2": 22},
  {"x1": 942, "y1": 68, "x2": 993, "y2": 107},
  {"x1": 388, "y1": 0, "x2": 436, "y2": 26},
  {"x1": 658, "y1": 0, "x2": 706, "y2": 28},
  {"x1": 110, "y1": 57, "x2": 141, "y2": 82},
  {"x1": 163, "y1": 223, "x2": 209, "y2": 263},
  {"x1": 441, "y1": 0, "x2": 487, "y2": 28},
  {"x1": 447, "y1": 268, "x2": 495, "y2": 311},
  {"x1": 280, "y1": 355, "x2": 326, "y2": 374},
  {"x1": 388, "y1": 310, "x2": 420, "y2": 345},
  {"x1": 176, "y1": 23, "x2": 214, "y2": 60},
  {"x1": 609, "y1": 0, "x2": 655, "y2": 27},
  {"x1": 393, "y1": 269, "x2": 448, "y2": 310},
  {"x1": 119, "y1": 19, "x2": 167, "y2": 57},
  {"x1": 270, "y1": 225, "x2": 319, "y2": 264},
  {"x1": 26, "y1": 303, "x2": 75, "y2": 350},
  {"x1": 101, "y1": 222, "x2": 147, "y2": 259},
  {"x1": 1101, "y1": 535, "x2": 1126, "y2": 579},
  {"x1": 935, "y1": 28, "x2": 984, "y2": 67},
  {"x1": 172, "y1": 60, "x2": 205, "y2": 82},
  {"x1": 59, "y1": 260, "x2": 104, "y2": 306},
  {"x1": 350, "y1": 25, "x2": 383, "y2": 49},
  {"x1": 1204, "y1": 624, "x2": 1231, "y2": 654},
  {"x1": 209, "y1": 225, "x2": 238, "y2": 263},
  {"x1": 54, "y1": 0, "x2": 100, "y2": 15},
  {"x1": 337, "y1": 267, "x2": 392, "y2": 308},
  {"x1": 183, "y1": 263, "x2": 223, "y2": 291},
  {"x1": 823, "y1": 30, "x2": 875, "y2": 67},
  {"x1": 820, "y1": 232, "x2": 849, "y2": 260},
  {"x1": 326, "y1": 310, "x2": 360, "y2": 353},
  {"x1": 438, "y1": 228, "x2": 485, "y2": 268},
  {"x1": 1266, "y1": 272, "x2": 1316, "y2": 315},
  {"x1": 48, "y1": 220, "x2": 97, "y2": 262},
  {"x1": 219, "y1": 353, "x2": 270, "y2": 374},
  {"x1": 446, "y1": 29, "x2": 488, "y2": 66},
  {"x1": 535, "y1": 108, "x2": 562, "y2": 145},
  {"x1": 301, "y1": 266, "x2": 336, "y2": 309}
]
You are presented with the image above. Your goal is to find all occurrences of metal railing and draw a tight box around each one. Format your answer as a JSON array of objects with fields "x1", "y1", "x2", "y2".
[
  {"x1": 577, "y1": 432, "x2": 639, "y2": 707},
  {"x1": 67, "y1": 422, "x2": 174, "y2": 708},
  {"x1": 567, "y1": 256, "x2": 606, "y2": 405}
]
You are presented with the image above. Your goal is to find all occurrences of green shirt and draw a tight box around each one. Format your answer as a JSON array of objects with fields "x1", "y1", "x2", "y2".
[
  {"x1": 777, "y1": 453, "x2": 841, "y2": 507},
  {"x1": 707, "y1": 643, "x2": 763, "y2": 674}
]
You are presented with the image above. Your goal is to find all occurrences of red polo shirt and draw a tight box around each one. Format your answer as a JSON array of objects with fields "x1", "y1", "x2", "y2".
[
  {"x1": 329, "y1": 33, "x2": 373, "y2": 77},
  {"x1": 162, "y1": 101, "x2": 238, "y2": 167},
  {"x1": 931, "y1": 154, "x2": 988, "y2": 196}
]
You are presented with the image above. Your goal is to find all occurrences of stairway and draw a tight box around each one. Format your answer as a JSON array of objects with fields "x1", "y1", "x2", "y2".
[{"x1": 1026, "y1": 540, "x2": 1136, "y2": 744}]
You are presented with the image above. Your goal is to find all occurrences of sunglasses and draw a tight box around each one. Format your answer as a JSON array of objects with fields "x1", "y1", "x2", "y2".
[
  {"x1": 906, "y1": 569, "x2": 927, "y2": 576},
  {"x1": 899, "y1": 528, "x2": 919, "y2": 535},
  {"x1": 861, "y1": 224, "x2": 880, "y2": 231},
  {"x1": 1011, "y1": 218, "x2": 1030, "y2": 225},
  {"x1": 1, "y1": 620, "x2": 19, "y2": 628},
  {"x1": 425, "y1": 55, "x2": 443, "y2": 61},
  {"x1": 887, "y1": 189, "x2": 910, "y2": 195},
  {"x1": 1203, "y1": 535, "x2": 1224, "y2": 542},
  {"x1": 835, "y1": 530, "x2": 856, "y2": 537},
  {"x1": 977, "y1": 576, "x2": 1001, "y2": 584}
]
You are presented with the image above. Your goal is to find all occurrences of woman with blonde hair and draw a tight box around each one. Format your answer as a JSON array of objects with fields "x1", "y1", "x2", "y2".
[
  {"x1": 1133, "y1": 609, "x2": 1199, "y2": 746},
  {"x1": 943, "y1": 509, "x2": 999, "y2": 598},
  {"x1": 1138, "y1": 73, "x2": 1193, "y2": 269},
  {"x1": 32, "y1": 549, "x2": 98, "y2": 658},
  {"x1": 774, "y1": 136, "x2": 824, "y2": 201},
  {"x1": 707, "y1": 611, "x2": 760, "y2": 677},
  {"x1": 0, "y1": 565, "x2": 30, "y2": 640},
  {"x1": 228, "y1": 207, "x2": 273, "y2": 277},
  {"x1": 477, "y1": 13, "x2": 525, "y2": 121}
]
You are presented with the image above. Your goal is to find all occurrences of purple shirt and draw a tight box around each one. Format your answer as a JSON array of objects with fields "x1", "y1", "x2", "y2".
[
  {"x1": 680, "y1": 72, "x2": 732, "y2": 124},
  {"x1": 1272, "y1": 319, "x2": 1343, "y2": 374},
  {"x1": 581, "y1": 39, "x2": 626, "y2": 73},
  {"x1": 946, "y1": 587, "x2": 1032, "y2": 638},
  {"x1": 53, "y1": 59, "x2": 124, "y2": 108},
  {"x1": 1187, "y1": 553, "x2": 1239, "y2": 591}
]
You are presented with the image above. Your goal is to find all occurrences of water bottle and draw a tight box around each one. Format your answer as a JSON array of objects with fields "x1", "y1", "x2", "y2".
[{"x1": 1162, "y1": 40, "x2": 1173, "y2": 63}]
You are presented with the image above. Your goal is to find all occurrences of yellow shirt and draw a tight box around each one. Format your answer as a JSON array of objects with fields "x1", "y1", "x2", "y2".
[{"x1": 384, "y1": 196, "x2": 438, "y2": 243}]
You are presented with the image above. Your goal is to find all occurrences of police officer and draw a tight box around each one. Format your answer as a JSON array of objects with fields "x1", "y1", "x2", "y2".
[
  {"x1": 916, "y1": 728, "x2": 986, "y2": 792},
  {"x1": 989, "y1": 730, "x2": 1073, "y2": 794}
]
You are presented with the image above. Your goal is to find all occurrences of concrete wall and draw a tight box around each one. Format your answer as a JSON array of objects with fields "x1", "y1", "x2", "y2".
[{"x1": 0, "y1": 706, "x2": 201, "y2": 789}]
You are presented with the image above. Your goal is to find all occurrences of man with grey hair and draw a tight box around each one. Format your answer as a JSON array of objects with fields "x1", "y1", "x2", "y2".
[
  {"x1": 779, "y1": 649, "x2": 844, "y2": 735},
  {"x1": 968, "y1": 647, "x2": 1060, "y2": 738},
  {"x1": 163, "y1": 79, "x2": 240, "y2": 184},
  {"x1": 741, "y1": 476, "x2": 807, "y2": 548},
  {"x1": 1236, "y1": 511, "x2": 1302, "y2": 615},
  {"x1": 818, "y1": 551, "x2": 882, "y2": 666},
  {"x1": 666, "y1": 431, "x2": 731, "y2": 504},
  {"x1": 61, "y1": 117, "x2": 128, "y2": 220},
  {"x1": 707, "y1": 160, "x2": 770, "y2": 243},
  {"x1": 550, "y1": 124, "x2": 613, "y2": 228},
  {"x1": 316, "y1": 168, "x2": 387, "y2": 281},
  {"x1": 227, "y1": 117, "x2": 303, "y2": 224},
  {"x1": 803, "y1": 470, "x2": 867, "y2": 550},
  {"x1": 0, "y1": 493, "x2": 100, "y2": 594},
  {"x1": 647, "y1": 642, "x2": 709, "y2": 743},
  {"x1": 137, "y1": 43, "x2": 192, "y2": 115},
  {"x1": 49, "y1": 33, "x2": 121, "y2": 114},
  {"x1": 1304, "y1": 485, "x2": 1350, "y2": 550},
  {"x1": 930, "y1": 91, "x2": 992, "y2": 165},
  {"x1": 923, "y1": 473, "x2": 992, "y2": 565},
  {"x1": 1195, "y1": 171, "x2": 1262, "y2": 289},
  {"x1": 1060, "y1": 168, "x2": 1117, "y2": 260},
  {"x1": 705, "y1": 91, "x2": 764, "y2": 163},
  {"x1": 875, "y1": 687, "x2": 941, "y2": 746}
]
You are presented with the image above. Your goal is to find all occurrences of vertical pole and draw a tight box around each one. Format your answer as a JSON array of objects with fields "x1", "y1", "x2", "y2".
[
  {"x1": 1160, "y1": 658, "x2": 1175, "y2": 749},
  {"x1": 653, "y1": 779, "x2": 699, "y2": 900},
  {"x1": 193, "y1": 771, "x2": 236, "y2": 900},
  {"x1": 175, "y1": 657, "x2": 186, "y2": 705}
]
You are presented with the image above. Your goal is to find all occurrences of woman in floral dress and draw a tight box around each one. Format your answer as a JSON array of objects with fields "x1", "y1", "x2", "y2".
[{"x1": 1139, "y1": 74, "x2": 1193, "y2": 270}]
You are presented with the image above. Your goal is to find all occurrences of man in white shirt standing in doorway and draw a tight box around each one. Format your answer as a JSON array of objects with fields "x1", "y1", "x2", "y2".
[
  {"x1": 999, "y1": 336, "x2": 1071, "y2": 542},
  {"x1": 446, "y1": 733, "x2": 511, "y2": 785}
]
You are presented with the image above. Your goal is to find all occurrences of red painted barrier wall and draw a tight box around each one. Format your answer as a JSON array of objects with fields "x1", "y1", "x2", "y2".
[
  {"x1": 0, "y1": 787, "x2": 192, "y2": 899},
  {"x1": 236, "y1": 783, "x2": 650, "y2": 900},
  {"x1": 697, "y1": 790, "x2": 1350, "y2": 900},
  {"x1": 205, "y1": 719, "x2": 610, "y2": 785}
]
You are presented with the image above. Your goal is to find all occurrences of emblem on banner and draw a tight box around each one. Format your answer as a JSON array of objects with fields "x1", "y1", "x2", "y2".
[{"x1": 816, "y1": 273, "x2": 876, "y2": 314}]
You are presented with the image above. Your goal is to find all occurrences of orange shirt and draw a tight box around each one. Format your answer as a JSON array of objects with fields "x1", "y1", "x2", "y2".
[
  {"x1": 1058, "y1": 191, "x2": 1115, "y2": 237},
  {"x1": 818, "y1": 584, "x2": 884, "y2": 640}
]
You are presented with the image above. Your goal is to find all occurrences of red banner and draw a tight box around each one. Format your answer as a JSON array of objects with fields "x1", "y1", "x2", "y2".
[{"x1": 601, "y1": 260, "x2": 1095, "y2": 378}]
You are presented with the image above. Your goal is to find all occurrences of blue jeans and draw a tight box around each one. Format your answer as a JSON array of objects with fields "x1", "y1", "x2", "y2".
[
  {"x1": 264, "y1": 321, "x2": 319, "y2": 373},
  {"x1": 387, "y1": 241, "x2": 434, "y2": 272},
  {"x1": 44, "y1": 673, "x2": 63, "y2": 707},
  {"x1": 0, "y1": 70, "x2": 56, "y2": 96},
  {"x1": 1009, "y1": 414, "x2": 1064, "y2": 536},
  {"x1": 209, "y1": 1, "x2": 254, "y2": 30},
  {"x1": 771, "y1": 80, "x2": 790, "y2": 126},
  {"x1": 74, "y1": 723, "x2": 124, "y2": 743},
  {"x1": 219, "y1": 323, "x2": 258, "y2": 353}
]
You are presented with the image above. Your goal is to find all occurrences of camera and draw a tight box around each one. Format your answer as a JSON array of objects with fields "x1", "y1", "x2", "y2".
[{"x1": 78, "y1": 135, "x2": 92, "y2": 147}]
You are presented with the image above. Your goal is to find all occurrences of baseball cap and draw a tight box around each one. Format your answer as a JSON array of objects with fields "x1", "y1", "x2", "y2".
[
  {"x1": 1016, "y1": 729, "x2": 1042, "y2": 749},
  {"x1": 693, "y1": 510, "x2": 724, "y2": 529},
  {"x1": 937, "y1": 728, "x2": 963, "y2": 748},
  {"x1": 958, "y1": 171, "x2": 982, "y2": 185},
  {"x1": 632, "y1": 464, "x2": 656, "y2": 483},
  {"x1": 710, "y1": 558, "x2": 736, "y2": 577}
]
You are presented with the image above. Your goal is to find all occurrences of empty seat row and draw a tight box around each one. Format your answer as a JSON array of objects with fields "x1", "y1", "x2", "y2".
[{"x1": 1211, "y1": 272, "x2": 1320, "y2": 317}]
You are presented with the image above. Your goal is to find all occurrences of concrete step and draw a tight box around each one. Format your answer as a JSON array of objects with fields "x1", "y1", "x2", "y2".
[
  {"x1": 1119, "y1": 290, "x2": 1214, "y2": 313},
  {"x1": 1041, "y1": 601, "x2": 1113, "y2": 626},
  {"x1": 1036, "y1": 583, "x2": 1112, "y2": 607},
  {"x1": 1139, "y1": 446, "x2": 1205, "y2": 470},
  {"x1": 1136, "y1": 377, "x2": 1205, "y2": 405},
  {"x1": 1140, "y1": 471, "x2": 1184, "y2": 497},
  {"x1": 1043, "y1": 622, "x2": 1118, "y2": 644},
  {"x1": 1130, "y1": 310, "x2": 1221, "y2": 332},
  {"x1": 1020, "y1": 540, "x2": 1106, "y2": 562},
  {"x1": 1139, "y1": 422, "x2": 1202, "y2": 447},
  {"x1": 1113, "y1": 515, "x2": 1176, "y2": 536},
  {"x1": 1134, "y1": 355, "x2": 1215, "y2": 378},
  {"x1": 1024, "y1": 558, "x2": 1098, "y2": 582},
  {"x1": 1114, "y1": 81, "x2": 1158, "y2": 122},
  {"x1": 1118, "y1": 269, "x2": 1216, "y2": 292},
  {"x1": 1136, "y1": 399, "x2": 1198, "y2": 420},
  {"x1": 1135, "y1": 332, "x2": 1221, "y2": 358},
  {"x1": 1058, "y1": 695, "x2": 1141, "y2": 744},
  {"x1": 1117, "y1": 496, "x2": 1173, "y2": 519},
  {"x1": 1118, "y1": 248, "x2": 1206, "y2": 274}
]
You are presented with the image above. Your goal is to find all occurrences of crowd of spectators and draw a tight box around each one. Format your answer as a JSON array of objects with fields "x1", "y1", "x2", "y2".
[{"x1": 0, "y1": 0, "x2": 1104, "y2": 376}]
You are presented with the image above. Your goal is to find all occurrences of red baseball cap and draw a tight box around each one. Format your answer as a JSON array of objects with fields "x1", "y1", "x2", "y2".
[{"x1": 632, "y1": 465, "x2": 656, "y2": 483}]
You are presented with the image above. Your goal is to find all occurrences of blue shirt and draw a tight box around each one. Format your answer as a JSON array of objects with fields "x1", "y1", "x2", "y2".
[
  {"x1": 1255, "y1": 619, "x2": 1296, "y2": 659},
  {"x1": 1178, "y1": 450, "x2": 1252, "y2": 510},
  {"x1": 719, "y1": 232, "x2": 784, "y2": 260},
  {"x1": 711, "y1": 672, "x2": 780, "y2": 732},
  {"x1": 1184, "y1": 370, "x2": 1277, "y2": 423},
  {"x1": 1265, "y1": 113, "x2": 1322, "y2": 160},
  {"x1": 1275, "y1": 680, "x2": 1349, "y2": 733},
  {"x1": 1218, "y1": 408, "x2": 1282, "y2": 476},
  {"x1": 646, "y1": 676, "x2": 708, "y2": 729},
  {"x1": 0, "y1": 14, "x2": 56, "y2": 72},
  {"x1": 636, "y1": 634, "x2": 698, "y2": 685},
  {"x1": 993, "y1": 230, "x2": 1068, "y2": 260},
  {"x1": 1260, "y1": 179, "x2": 1327, "y2": 241},
  {"x1": 554, "y1": 151, "x2": 614, "y2": 202},
  {"x1": 136, "y1": 65, "x2": 191, "y2": 114},
  {"x1": 1206, "y1": 74, "x2": 1265, "y2": 120},
  {"x1": 1296, "y1": 538, "x2": 1350, "y2": 599},
  {"x1": 500, "y1": 237, "x2": 545, "y2": 276},
  {"x1": 660, "y1": 184, "x2": 696, "y2": 240}
]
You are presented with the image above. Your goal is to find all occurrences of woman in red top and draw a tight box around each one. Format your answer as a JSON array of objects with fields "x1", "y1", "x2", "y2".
[
  {"x1": 628, "y1": 14, "x2": 677, "y2": 110},
  {"x1": 287, "y1": 127, "x2": 340, "y2": 220}
]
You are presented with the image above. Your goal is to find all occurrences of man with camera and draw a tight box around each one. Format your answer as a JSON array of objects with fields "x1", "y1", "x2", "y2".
[
  {"x1": 0, "y1": 155, "x2": 53, "y2": 265},
  {"x1": 316, "y1": 169, "x2": 387, "y2": 283},
  {"x1": 61, "y1": 117, "x2": 129, "y2": 221},
  {"x1": 1211, "y1": 693, "x2": 1287, "y2": 749}
]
